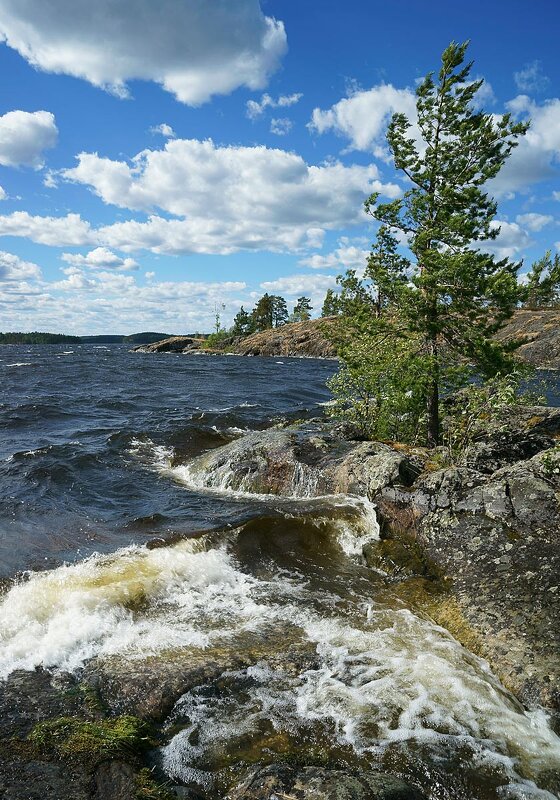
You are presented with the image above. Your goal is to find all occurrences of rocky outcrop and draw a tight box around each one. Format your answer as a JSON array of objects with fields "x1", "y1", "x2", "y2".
[
  {"x1": 496, "y1": 308, "x2": 560, "y2": 368},
  {"x1": 132, "y1": 309, "x2": 560, "y2": 364},
  {"x1": 132, "y1": 335, "x2": 205, "y2": 353},
  {"x1": 180, "y1": 411, "x2": 560, "y2": 722},
  {"x1": 232, "y1": 318, "x2": 336, "y2": 358},
  {"x1": 372, "y1": 408, "x2": 560, "y2": 720}
]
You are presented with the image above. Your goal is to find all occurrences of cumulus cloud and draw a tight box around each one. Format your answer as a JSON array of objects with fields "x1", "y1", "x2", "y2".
[
  {"x1": 246, "y1": 92, "x2": 302, "y2": 119},
  {"x1": 491, "y1": 97, "x2": 560, "y2": 196},
  {"x1": 515, "y1": 212, "x2": 554, "y2": 232},
  {"x1": 0, "y1": 110, "x2": 57, "y2": 168},
  {"x1": 479, "y1": 220, "x2": 532, "y2": 259},
  {"x1": 0, "y1": 211, "x2": 95, "y2": 246},
  {"x1": 514, "y1": 61, "x2": 550, "y2": 93},
  {"x1": 0, "y1": 186, "x2": 6, "y2": 200},
  {"x1": 0, "y1": 249, "x2": 42, "y2": 281},
  {"x1": 309, "y1": 84, "x2": 417, "y2": 155},
  {"x1": 260, "y1": 272, "x2": 337, "y2": 299},
  {"x1": 0, "y1": 264, "x2": 250, "y2": 334},
  {"x1": 56, "y1": 138, "x2": 400, "y2": 254},
  {"x1": 270, "y1": 117, "x2": 292, "y2": 136},
  {"x1": 299, "y1": 238, "x2": 369, "y2": 271},
  {"x1": 61, "y1": 247, "x2": 139, "y2": 271},
  {"x1": 150, "y1": 123, "x2": 176, "y2": 138},
  {"x1": 0, "y1": 0, "x2": 287, "y2": 105}
]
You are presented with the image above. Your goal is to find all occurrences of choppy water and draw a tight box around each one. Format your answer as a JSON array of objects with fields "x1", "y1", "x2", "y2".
[{"x1": 1, "y1": 345, "x2": 559, "y2": 799}]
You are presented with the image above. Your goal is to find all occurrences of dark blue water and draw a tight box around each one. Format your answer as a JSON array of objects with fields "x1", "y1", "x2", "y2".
[{"x1": 0, "y1": 345, "x2": 337, "y2": 578}]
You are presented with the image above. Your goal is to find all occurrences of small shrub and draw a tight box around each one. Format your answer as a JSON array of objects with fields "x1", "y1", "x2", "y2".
[{"x1": 441, "y1": 371, "x2": 545, "y2": 463}]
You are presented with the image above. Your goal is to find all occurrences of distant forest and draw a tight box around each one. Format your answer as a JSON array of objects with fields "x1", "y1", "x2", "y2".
[
  {"x1": 0, "y1": 332, "x2": 81, "y2": 344},
  {"x1": 0, "y1": 331, "x2": 176, "y2": 345}
]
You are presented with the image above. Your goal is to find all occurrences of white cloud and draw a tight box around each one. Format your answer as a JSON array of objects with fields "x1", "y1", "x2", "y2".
[
  {"x1": 46, "y1": 271, "x2": 248, "y2": 331},
  {"x1": 0, "y1": 211, "x2": 95, "y2": 246},
  {"x1": 0, "y1": 1, "x2": 286, "y2": 105},
  {"x1": 479, "y1": 220, "x2": 532, "y2": 259},
  {"x1": 492, "y1": 97, "x2": 560, "y2": 196},
  {"x1": 0, "y1": 110, "x2": 57, "y2": 168},
  {"x1": 0, "y1": 186, "x2": 6, "y2": 200},
  {"x1": 43, "y1": 170, "x2": 58, "y2": 188},
  {"x1": 0, "y1": 250, "x2": 42, "y2": 281},
  {"x1": 514, "y1": 61, "x2": 550, "y2": 93},
  {"x1": 470, "y1": 79, "x2": 496, "y2": 108},
  {"x1": 150, "y1": 123, "x2": 176, "y2": 138},
  {"x1": 515, "y1": 212, "x2": 554, "y2": 232},
  {"x1": 309, "y1": 84, "x2": 417, "y2": 155},
  {"x1": 553, "y1": 191, "x2": 560, "y2": 202},
  {"x1": 145, "y1": 271, "x2": 155, "y2": 280},
  {"x1": 260, "y1": 272, "x2": 337, "y2": 298},
  {"x1": 57, "y1": 138, "x2": 400, "y2": 254},
  {"x1": 299, "y1": 238, "x2": 369, "y2": 271},
  {"x1": 246, "y1": 92, "x2": 302, "y2": 119},
  {"x1": 270, "y1": 117, "x2": 292, "y2": 136},
  {"x1": 61, "y1": 247, "x2": 139, "y2": 271}
]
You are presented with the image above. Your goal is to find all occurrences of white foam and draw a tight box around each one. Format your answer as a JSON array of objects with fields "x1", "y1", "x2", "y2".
[
  {"x1": 161, "y1": 604, "x2": 560, "y2": 796},
  {"x1": 6, "y1": 362, "x2": 33, "y2": 367},
  {"x1": 1, "y1": 529, "x2": 559, "y2": 795},
  {"x1": 0, "y1": 539, "x2": 272, "y2": 676}
]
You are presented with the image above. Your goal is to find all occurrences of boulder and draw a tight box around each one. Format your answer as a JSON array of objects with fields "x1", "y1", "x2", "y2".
[{"x1": 184, "y1": 422, "x2": 422, "y2": 499}]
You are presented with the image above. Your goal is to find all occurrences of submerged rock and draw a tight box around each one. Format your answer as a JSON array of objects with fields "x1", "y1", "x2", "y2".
[{"x1": 228, "y1": 764, "x2": 425, "y2": 800}]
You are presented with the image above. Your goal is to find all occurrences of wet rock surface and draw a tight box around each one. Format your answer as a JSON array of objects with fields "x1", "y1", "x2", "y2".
[
  {"x1": 373, "y1": 410, "x2": 560, "y2": 720},
  {"x1": 185, "y1": 422, "x2": 422, "y2": 498},
  {"x1": 228, "y1": 764, "x2": 426, "y2": 800}
]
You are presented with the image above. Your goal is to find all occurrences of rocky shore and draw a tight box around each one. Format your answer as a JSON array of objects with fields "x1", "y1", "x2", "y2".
[
  {"x1": 179, "y1": 410, "x2": 560, "y2": 722},
  {"x1": 2, "y1": 410, "x2": 560, "y2": 798},
  {"x1": 134, "y1": 310, "x2": 560, "y2": 366}
]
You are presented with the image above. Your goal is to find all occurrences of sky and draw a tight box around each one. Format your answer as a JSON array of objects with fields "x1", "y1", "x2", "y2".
[{"x1": 0, "y1": 0, "x2": 559, "y2": 335}]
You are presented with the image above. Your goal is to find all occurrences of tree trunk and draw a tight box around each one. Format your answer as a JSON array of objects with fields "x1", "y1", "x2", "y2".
[{"x1": 426, "y1": 333, "x2": 440, "y2": 447}]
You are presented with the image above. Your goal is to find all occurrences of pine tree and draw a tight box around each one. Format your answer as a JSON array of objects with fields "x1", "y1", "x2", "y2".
[
  {"x1": 523, "y1": 251, "x2": 560, "y2": 308},
  {"x1": 272, "y1": 295, "x2": 289, "y2": 327},
  {"x1": 251, "y1": 293, "x2": 275, "y2": 331},
  {"x1": 364, "y1": 41, "x2": 528, "y2": 446},
  {"x1": 232, "y1": 306, "x2": 253, "y2": 337},
  {"x1": 293, "y1": 296, "x2": 313, "y2": 322},
  {"x1": 321, "y1": 289, "x2": 341, "y2": 317}
]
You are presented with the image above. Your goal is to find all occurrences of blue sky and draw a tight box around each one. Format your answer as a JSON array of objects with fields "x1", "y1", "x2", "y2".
[{"x1": 0, "y1": 0, "x2": 559, "y2": 334}]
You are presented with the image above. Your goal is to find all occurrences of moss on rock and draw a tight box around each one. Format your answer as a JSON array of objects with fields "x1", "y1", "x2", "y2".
[{"x1": 28, "y1": 715, "x2": 150, "y2": 762}]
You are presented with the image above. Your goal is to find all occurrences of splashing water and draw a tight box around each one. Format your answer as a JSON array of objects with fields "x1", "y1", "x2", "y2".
[{"x1": 1, "y1": 516, "x2": 559, "y2": 798}]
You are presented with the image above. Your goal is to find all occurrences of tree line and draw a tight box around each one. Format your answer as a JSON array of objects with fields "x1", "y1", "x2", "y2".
[
  {"x1": 210, "y1": 294, "x2": 314, "y2": 344},
  {"x1": 0, "y1": 332, "x2": 81, "y2": 344}
]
